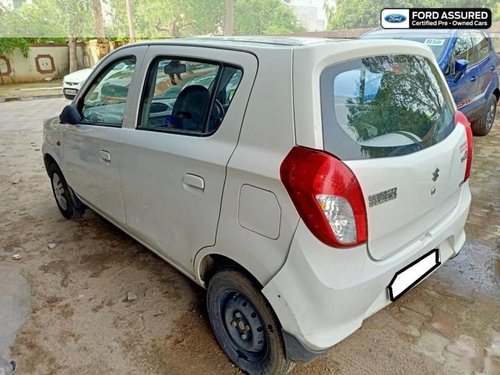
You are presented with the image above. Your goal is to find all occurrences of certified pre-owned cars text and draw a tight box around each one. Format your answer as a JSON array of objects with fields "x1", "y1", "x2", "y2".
[{"x1": 411, "y1": 8, "x2": 491, "y2": 28}]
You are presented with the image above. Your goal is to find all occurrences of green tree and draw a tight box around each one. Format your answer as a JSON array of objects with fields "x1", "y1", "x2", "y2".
[
  {"x1": 0, "y1": 0, "x2": 97, "y2": 71},
  {"x1": 107, "y1": 0, "x2": 225, "y2": 38},
  {"x1": 0, "y1": 37, "x2": 30, "y2": 57},
  {"x1": 326, "y1": 0, "x2": 499, "y2": 30},
  {"x1": 107, "y1": 0, "x2": 304, "y2": 39},
  {"x1": 234, "y1": 0, "x2": 304, "y2": 34}
]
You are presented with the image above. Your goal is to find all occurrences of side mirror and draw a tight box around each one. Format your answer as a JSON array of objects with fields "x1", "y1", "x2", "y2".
[
  {"x1": 59, "y1": 104, "x2": 82, "y2": 125},
  {"x1": 454, "y1": 59, "x2": 468, "y2": 81}
]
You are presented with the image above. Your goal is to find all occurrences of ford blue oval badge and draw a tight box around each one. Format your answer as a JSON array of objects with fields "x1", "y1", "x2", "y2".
[{"x1": 384, "y1": 14, "x2": 407, "y2": 23}]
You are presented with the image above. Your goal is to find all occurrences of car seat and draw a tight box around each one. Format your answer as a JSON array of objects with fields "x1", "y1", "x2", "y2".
[{"x1": 172, "y1": 85, "x2": 210, "y2": 132}]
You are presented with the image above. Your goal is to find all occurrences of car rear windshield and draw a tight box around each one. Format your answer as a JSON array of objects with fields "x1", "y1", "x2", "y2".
[{"x1": 320, "y1": 55, "x2": 455, "y2": 160}]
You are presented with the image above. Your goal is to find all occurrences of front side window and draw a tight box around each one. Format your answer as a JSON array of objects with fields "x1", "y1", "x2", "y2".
[
  {"x1": 321, "y1": 55, "x2": 455, "y2": 160},
  {"x1": 80, "y1": 57, "x2": 136, "y2": 127},
  {"x1": 139, "y1": 58, "x2": 242, "y2": 135},
  {"x1": 470, "y1": 31, "x2": 490, "y2": 63}
]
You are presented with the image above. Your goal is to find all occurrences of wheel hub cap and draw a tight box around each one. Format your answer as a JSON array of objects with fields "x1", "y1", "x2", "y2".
[
  {"x1": 486, "y1": 102, "x2": 496, "y2": 130},
  {"x1": 223, "y1": 293, "x2": 266, "y2": 355}
]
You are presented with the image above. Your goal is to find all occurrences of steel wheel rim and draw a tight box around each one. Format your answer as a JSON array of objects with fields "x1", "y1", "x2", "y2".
[
  {"x1": 220, "y1": 290, "x2": 267, "y2": 362},
  {"x1": 485, "y1": 102, "x2": 496, "y2": 130},
  {"x1": 52, "y1": 173, "x2": 67, "y2": 210}
]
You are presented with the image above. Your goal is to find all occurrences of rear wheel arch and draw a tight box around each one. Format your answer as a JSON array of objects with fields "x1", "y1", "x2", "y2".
[{"x1": 198, "y1": 253, "x2": 263, "y2": 290}]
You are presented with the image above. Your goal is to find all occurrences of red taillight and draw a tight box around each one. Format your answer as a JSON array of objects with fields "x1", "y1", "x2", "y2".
[
  {"x1": 280, "y1": 146, "x2": 367, "y2": 248},
  {"x1": 454, "y1": 111, "x2": 473, "y2": 182}
]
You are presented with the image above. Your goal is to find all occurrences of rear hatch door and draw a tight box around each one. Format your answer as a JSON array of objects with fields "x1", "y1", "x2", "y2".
[{"x1": 320, "y1": 54, "x2": 468, "y2": 260}]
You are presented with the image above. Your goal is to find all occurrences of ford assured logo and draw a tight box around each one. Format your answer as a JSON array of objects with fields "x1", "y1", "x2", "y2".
[{"x1": 384, "y1": 14, "x2": 407, "y2": 23}]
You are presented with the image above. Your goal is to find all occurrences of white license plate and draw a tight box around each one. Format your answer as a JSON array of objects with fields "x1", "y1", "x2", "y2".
[
  {"x1": 388, "y1": 249, "x2": 440, "y2": 301},
  {"x1": 64, "y1": 89, "x2": 77, "y2": 95}
]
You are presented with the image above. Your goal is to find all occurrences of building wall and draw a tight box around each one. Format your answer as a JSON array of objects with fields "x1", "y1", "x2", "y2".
[{"x1": 0, "y1": 41, "x2": 109, "y2": 84}]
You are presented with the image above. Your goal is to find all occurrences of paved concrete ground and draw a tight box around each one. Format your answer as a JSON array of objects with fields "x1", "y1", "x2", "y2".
[
  {"x1": 0, "y1": 81, "x2": 63, "y2": 102},
  {"x1": 0, "y1": 98, "x2": 67, "y2": 131},
  {"x1": 0, "y1": 98, "x2": 499, "y2": 374},
  {"x1": 0, "y1": 265, "x2": 30, "y2": 358}
]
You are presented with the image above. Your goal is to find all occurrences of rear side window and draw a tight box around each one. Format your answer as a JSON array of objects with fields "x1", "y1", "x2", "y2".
[
  {"x1": 139, "y1": 57, "x2": 242, "y2": 135},
  {"x1": 320, "y1": 55, "x2": 455, "y2": 160}
]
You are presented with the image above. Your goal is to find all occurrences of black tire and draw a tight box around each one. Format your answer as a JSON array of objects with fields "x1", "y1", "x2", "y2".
[
  {"x1": 47, "y1": 163, "x2": 86, "y2": 220},
  {"x1": 472, "y1": 95, "x2": 497, "y2": 136},
  {"x1": 207, "y1": 268, "x2": 293, "y2": 375}
]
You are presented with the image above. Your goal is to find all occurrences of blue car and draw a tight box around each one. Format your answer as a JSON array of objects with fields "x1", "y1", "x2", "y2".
[{"x1": 361, "y1": 29, "x2": 499, "y2": 135}]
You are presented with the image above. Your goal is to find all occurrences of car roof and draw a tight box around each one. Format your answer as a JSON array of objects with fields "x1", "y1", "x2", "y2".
[
  {"x1": 116, "y1": 36, "x2": 436, "y2": 63},
  {"x1": 124, "y1": 35, "x2": 346, "y2": 53},
  {"x1": 362, "y1": 28, "x2": 456, "y2": 38}
]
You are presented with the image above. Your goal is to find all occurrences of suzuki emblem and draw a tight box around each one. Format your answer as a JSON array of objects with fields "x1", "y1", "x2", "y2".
[{"x1": 432, "y1": 168, "x2": 440, "y2": 182}]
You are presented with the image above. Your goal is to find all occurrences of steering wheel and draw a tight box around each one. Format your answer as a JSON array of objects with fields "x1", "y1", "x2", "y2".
[
  {"x1": 88, "y1": 113, "x2": 104, "y2": 123},
  {"x1": 208, "y1": 99, "x2": 225, "y2": 131},
  {"x1": 214, "y1": 99, "x2": 225, "y2": 118}
]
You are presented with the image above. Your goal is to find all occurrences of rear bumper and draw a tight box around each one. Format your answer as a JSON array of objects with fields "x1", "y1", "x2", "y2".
[{"x1": 263, "y1": 183, "x2": 471, "y2": 359}]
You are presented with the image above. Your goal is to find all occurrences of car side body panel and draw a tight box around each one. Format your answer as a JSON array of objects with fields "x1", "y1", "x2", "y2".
[
  {"x1": 194, "y1": 47, "x2": 300, "y2": 286},
  {"x1": 60, "y1": 46, "x2": 148, "y2": 227},
  {"x1": 119, "y1": 46, "x2": 259, "y2": 275}
]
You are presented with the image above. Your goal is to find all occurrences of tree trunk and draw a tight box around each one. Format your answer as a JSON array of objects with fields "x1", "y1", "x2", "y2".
[
  {"x1": 92, "y1": 0, "x2": 109, "y2": 58},
  {"x1": 92, "y1": 0, "x2": 105, "y2": 39},
  {"x1": 125, "y1": 0, "x2": 136, "y2": 42},
  {"x1": 68, "y1": 35, "x2": 78, "y2": 73},
  {"x1": 224, "y1": 0, "x2": 234, "y2": 36}
]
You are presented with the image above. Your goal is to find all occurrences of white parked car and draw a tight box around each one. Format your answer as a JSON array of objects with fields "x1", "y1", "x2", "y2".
[
  {"x1": 63, "y1": 62, "x2": 135, "y2": 100},
  {"x1": 62, "y1": 67, "x2": 93, "y2": 100},
  {"x1": 43, "y1": 37, "x2": 472, "y2": 374}
]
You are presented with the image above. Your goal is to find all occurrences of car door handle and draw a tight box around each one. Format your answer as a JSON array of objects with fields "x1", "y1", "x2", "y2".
[
  {"x1": 470, "y1": 76, "x2": 476, "y2": 82},
  {"x1": 182, "y1": 174, "x2": 205, "y2": 192},
  {"x1": 491, "y1": 65, "x2": 496, "y2": 71},
  {"x1": 100, "y1": 150, "x2": 111, "y2": 162}
]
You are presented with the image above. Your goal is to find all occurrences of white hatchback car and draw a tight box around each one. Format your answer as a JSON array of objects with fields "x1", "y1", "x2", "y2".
[
  {"x1": 62, "y1": 67, "x2": 93, "y2": 100},
  {"x1": 43, "y1": 37, "x2": 472, "y2": 374}
]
